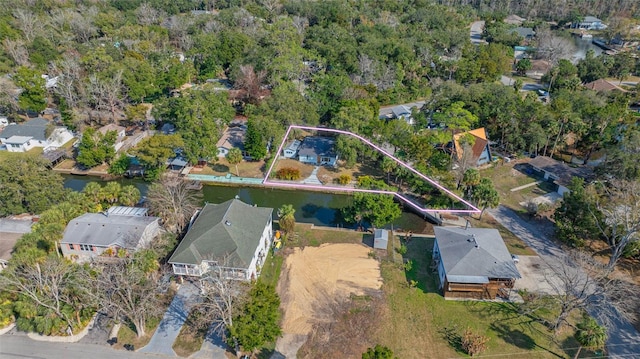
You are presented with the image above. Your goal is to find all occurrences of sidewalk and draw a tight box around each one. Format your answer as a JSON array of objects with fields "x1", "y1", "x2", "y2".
[{"x1": 138, "y1": 282, "x2": 201, "y2": 356}]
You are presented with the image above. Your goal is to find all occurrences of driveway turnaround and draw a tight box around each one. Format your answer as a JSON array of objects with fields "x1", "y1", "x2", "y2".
[
  {"x1": 487, "y1": 205, "x2": 640, "y2": 358},
  {"x1": 139, "y1": 282, "x2": 201, "y2": 356}
]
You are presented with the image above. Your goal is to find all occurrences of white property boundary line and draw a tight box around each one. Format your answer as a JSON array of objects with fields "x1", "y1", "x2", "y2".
[{"x1": 263, "y1": 125, "x2": 481, "y2": 215}]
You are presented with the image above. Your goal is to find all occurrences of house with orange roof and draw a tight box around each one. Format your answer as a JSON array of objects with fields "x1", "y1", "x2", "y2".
[{"x1": 452, "y1": 128, "x2": 492, "y2": 166}]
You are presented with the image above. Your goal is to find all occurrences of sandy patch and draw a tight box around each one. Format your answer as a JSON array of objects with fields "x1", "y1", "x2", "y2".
[{"x1": 277, "y1": 243, "x2": 383, "y2": 336}]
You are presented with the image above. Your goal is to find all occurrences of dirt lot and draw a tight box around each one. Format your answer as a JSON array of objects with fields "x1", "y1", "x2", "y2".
[
  {"x1": 272, "y1": 159, "x2": 315, "y2": 180},
  {"x1": 277, "y1": 243, "x2": 383, "y2": 336}
]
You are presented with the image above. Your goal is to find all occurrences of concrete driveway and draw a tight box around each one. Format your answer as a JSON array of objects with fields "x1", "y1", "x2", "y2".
[
  {"x1": 513, "y1": 255, "x2": 563, "y2": 295},
  {"x1": 139, "y1": 282, "x2": 201, "y2": 356}
]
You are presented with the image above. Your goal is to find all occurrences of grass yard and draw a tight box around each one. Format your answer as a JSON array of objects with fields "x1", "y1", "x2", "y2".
[
  {"x1": 468, "y1": 216, "x2": 537, "y2": 256},
  {"x1": 0, "y1": 147, "x2": 43, "y2": 162},
  {"x1": 316, "y1": 160, "x2": 385, "y2": 185},
  {"x1": 376, "y1": 236, "x2": 586, "y2": 359},
  {"x1": 287, "y1": 222, "x2": 369, "y2": 247},
  {"x1": 173, "y1": 312, "x2": 208, "y2": 357},
  {"x1": 195, "y1": 158, "x2": 265, "y2": 178},
  {"x1": 482, "y1": 161, "x2": 558, "y2": 211},
  {"x1": 115, "y1": 316, "x2": 161, "y2": 351}
]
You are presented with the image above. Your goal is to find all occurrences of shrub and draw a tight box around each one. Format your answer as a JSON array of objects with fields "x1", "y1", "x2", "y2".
[
  {"x1": 404, "y1": 259, "x2": 413, "y2": 272},
  {"x1": 396, "y1": 244, "x2": 407, "y2": 255},
  {"x1": 276, "y1": 167, "x2": 301, "y2": 180},
  {"x1": 461, "y1": 327, "x2": 489, "y2": 357},
  {"x1": 362, "y1": 345, "x2": 394, "y2": 359},
  {"x1": 337, "y1": 174, "x2": 351, "y2": 185}
]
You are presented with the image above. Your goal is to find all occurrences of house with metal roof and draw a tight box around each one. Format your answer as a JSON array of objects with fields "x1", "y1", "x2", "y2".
[
  {"x1": 298, "y1": 136, "x2": 338, "y2": 166},
  {"x1": 452, "y1": 128, "x2": 492, "y2": 166},
  {"x1": 60, "y1": 207, "x2": 161, "y2": 261},
  {"x1": 0, "y1": 118, "x2": 73, "y2": 153},
  {"x1": 432, "y1": 227, "x2": 521, "y2": 300},
  {"x1": 168, "y1": 199, "x2": 273, "y2": 280},
  {"x1": 528, "y1": 156, "x2": 594, "y2": 196}
]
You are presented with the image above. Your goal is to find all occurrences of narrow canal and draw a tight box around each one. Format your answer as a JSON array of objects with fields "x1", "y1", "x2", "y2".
[{"x1": 62, "y1": 175, "x2": 432, "y2": 233}]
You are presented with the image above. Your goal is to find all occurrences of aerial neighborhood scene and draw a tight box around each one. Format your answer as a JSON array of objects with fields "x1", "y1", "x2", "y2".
[{"x1": 2, "y1": 0, "x2": 640, "y2": 358}]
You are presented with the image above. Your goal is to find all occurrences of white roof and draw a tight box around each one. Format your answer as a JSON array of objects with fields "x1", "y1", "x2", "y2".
[
  {"x1": 106, "y1": 206, "x2": 148, "y2": 216},
  {"x1": 5, "y1": 135, "x2": 32, "y2": 144}
]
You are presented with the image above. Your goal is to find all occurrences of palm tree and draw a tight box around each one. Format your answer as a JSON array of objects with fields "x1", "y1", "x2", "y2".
[
  {"x1": 277, "y1": 204, "x2": 296, "y2": 234},
  {"x1": 82, "y1": 182, "x2": 102, "y2": 203},
  {"x1": 118, "y1": 185, "x2": 141, "y2": 206},
  {"x1": 574, "y1": 315, "x2": 607, "y2": 359},
  {"x1": 227, "y1": 148, "x2": 243, "y2": 176},
  {"x1": 102, "y1": 182, "x2": 122, "y2": 205}
]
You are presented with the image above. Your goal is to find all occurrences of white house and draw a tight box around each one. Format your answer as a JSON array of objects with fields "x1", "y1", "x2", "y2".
[
  {"x1": 282, "y1": 139, "x2": 301, "y2": 158},
  {"x1": 60, "y1": 207, "x2": 161, "y2": 261},
  {"x1": 168, "y1": 199, "x2": 273, "y2": 281},
  {"x1": 0, "y1": 118, "x2": 73, "y2": 153},
  {"x1": 97, "y1": 124, "x2": 127, "y2": 152},
  {"x1": 452, "y1": 128, "x2": 492, "y2": 166},
  {"x1": 298, "y1": 136, "x2": 338, "y2": 166},
  {"x1": 216, "y1": 124, "x2": 248, "y2": 158},
  {"x1": 573, "y1": 16, "x2": 607, "y2": 30}
]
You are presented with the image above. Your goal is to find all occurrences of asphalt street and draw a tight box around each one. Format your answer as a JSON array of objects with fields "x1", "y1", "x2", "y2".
[{"x1": 0, "y1": 334, "x2": 171, "y2": 359}]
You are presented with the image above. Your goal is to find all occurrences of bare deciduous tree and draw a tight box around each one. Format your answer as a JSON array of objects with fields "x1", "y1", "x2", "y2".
[
  {"x1": 135, "y1": 3, "x2": 164, "y2": 26},
  {"x1": 0, "y1": 257, "x2": 91, "y2": 331},
  {"x1": 535, "y1": 251, "x2": 636, "y2": 334},
  {"x1": 13, "y1": 9, "x2": 43, "y2": 42},
  {"x1": 234, "y1": 65, "x2": 267, "y2": 105},
  {"x1": 3, "y1": 39, "x2": 29, "y2": 66},
  {"x1": 147, "y1": 177, "x2": 200, "y2": 234},
  {"x1": 49, "y1": 55, "x2": 83, "y2": 109},
  {"x1": 91, "y1": 257, "x2": 167, "y2": 338},
  {"x1": 192, "y1": 263, "x2": 250, "y2": 352},
  {"x1": 88, "y1": 71, "x2": 126, "y2": 123},
  {"x1": 590, "y1": 180, "x2": 640, "y2": 269}
]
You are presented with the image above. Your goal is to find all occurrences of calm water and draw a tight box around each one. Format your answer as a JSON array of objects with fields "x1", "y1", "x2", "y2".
[{"x1": 62, "y1": 175, "x2": 431, "y2": 232}]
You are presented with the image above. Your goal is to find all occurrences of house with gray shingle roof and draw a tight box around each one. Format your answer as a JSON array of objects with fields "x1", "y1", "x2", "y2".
[
  {"x1": 168, "y1": 199, "x2": 273, "y2": 280},
  {"x1": 60, "y1": 206, "x2": 161, "y2": 261},
  {"x1": 298, "y1": 136, "x2": 338, "y2": 166},
  {"x1": 0, "y1": 117, "x2": 73, "y2": 153},
  {"x1": 433, "y1": 227, "x2": 520, "y2": 300}
]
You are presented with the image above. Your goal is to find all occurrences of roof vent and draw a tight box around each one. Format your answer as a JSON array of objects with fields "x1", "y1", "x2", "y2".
[{"x1": 225, "y1": 220, "x2": 231, "y2": 226}]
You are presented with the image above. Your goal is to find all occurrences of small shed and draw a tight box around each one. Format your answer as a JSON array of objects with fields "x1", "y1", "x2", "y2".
[{"x1": 373, "y1": 229, "x2": 389, "y2": 250}]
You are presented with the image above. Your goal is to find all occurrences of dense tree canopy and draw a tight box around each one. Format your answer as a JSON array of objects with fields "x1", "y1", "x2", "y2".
[{"x1": 0, "y1": 156, "x2": 68, "y2": 216}]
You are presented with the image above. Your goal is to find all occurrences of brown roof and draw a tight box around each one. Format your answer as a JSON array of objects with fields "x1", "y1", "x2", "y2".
[
  {"x1": 98, "y1": 124, "x2": 126, "y2": 135},
  {"x1": 453, "y1": 128, "x2": 489, "y2": 162},
  {"x1": 583, "y1": 79, "x2": 628, "y2": 93},
  {"x1": 528, "y1": 156, "x2": 594, "y2": 186}
]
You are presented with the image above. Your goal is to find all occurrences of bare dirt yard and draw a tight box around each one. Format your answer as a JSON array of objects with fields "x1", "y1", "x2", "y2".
[
  {"x1": 276, "y1": 243, "x2": 383, "y2": 357},
  {"x1": 277, "y1": 243, "x2": 383, "y2": 335}
]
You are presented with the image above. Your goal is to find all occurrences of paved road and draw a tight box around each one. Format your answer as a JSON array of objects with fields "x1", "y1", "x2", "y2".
[
  {"x1": 470, "y1": 20, "x2": 487, "y2": 44},
  {"x1": 0, "y1": 334, "x2": 171, "y2": 359},
  {"x1": 487, "y1": 205, "x2": 640, "y2": 358},
  {"x1": 139, "y1": 282, "x2": 201, "y2": 356}
]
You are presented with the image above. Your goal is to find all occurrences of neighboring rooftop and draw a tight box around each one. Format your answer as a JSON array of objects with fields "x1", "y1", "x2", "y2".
[
  {"x1": 216, "y1": 125, "x2": 246, "y2": 150},
  {"x1": 298, "y1": 136, "x2": 337, "y2": 158},
  {"x1": 168, "y1": 199, "x2": 273, "y2": 268},
  {"x1": 584, "y1": 79, "x2": 628, "y2": 93},
  {"x1": 528, "y1": 156, "x2": 594, "y2": 187},
  {"x1": 583, "y1": 16, "x2": 602, "y2": 23},
  {"x1": 107, "y1": 206, "x2": 148, "y2": 217},
  {"x1": 0, "y1": 118, "x2": 49, "y2": 141},
  {"x1": 512, "y1": 27, "x2": 535, "y2": 38},
  {"x1": 504, "y1": 14, "x2": 526, "y2": 25},
  {"x1": 453, "y1": 128, "x2": 489, "y2": 162},
  {"x1": 61, "y1": 211, "x2": 159, "y2": 248},
  {"x1": 435, "y1": 227, "x2": 521, "y2": 282},
  {"x1": 98, "y1": 123, "x2": 126, "y2": 136}
]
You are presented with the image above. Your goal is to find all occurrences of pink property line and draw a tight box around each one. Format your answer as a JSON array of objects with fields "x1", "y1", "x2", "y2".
[{"x1": 263, "y1": 125, "x2": 480, "y2": 214}]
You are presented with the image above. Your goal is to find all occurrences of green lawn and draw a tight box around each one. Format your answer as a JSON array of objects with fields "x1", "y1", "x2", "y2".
[
  {"x1": 173, "y1": 312, "x2": 207, "y2": 358},
  {"x1": 0, "y1": 147, "x2": 43, "y2": 162},
  {"x1": 375, "y1": 236, "x2": 584, "y2": 358}
]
